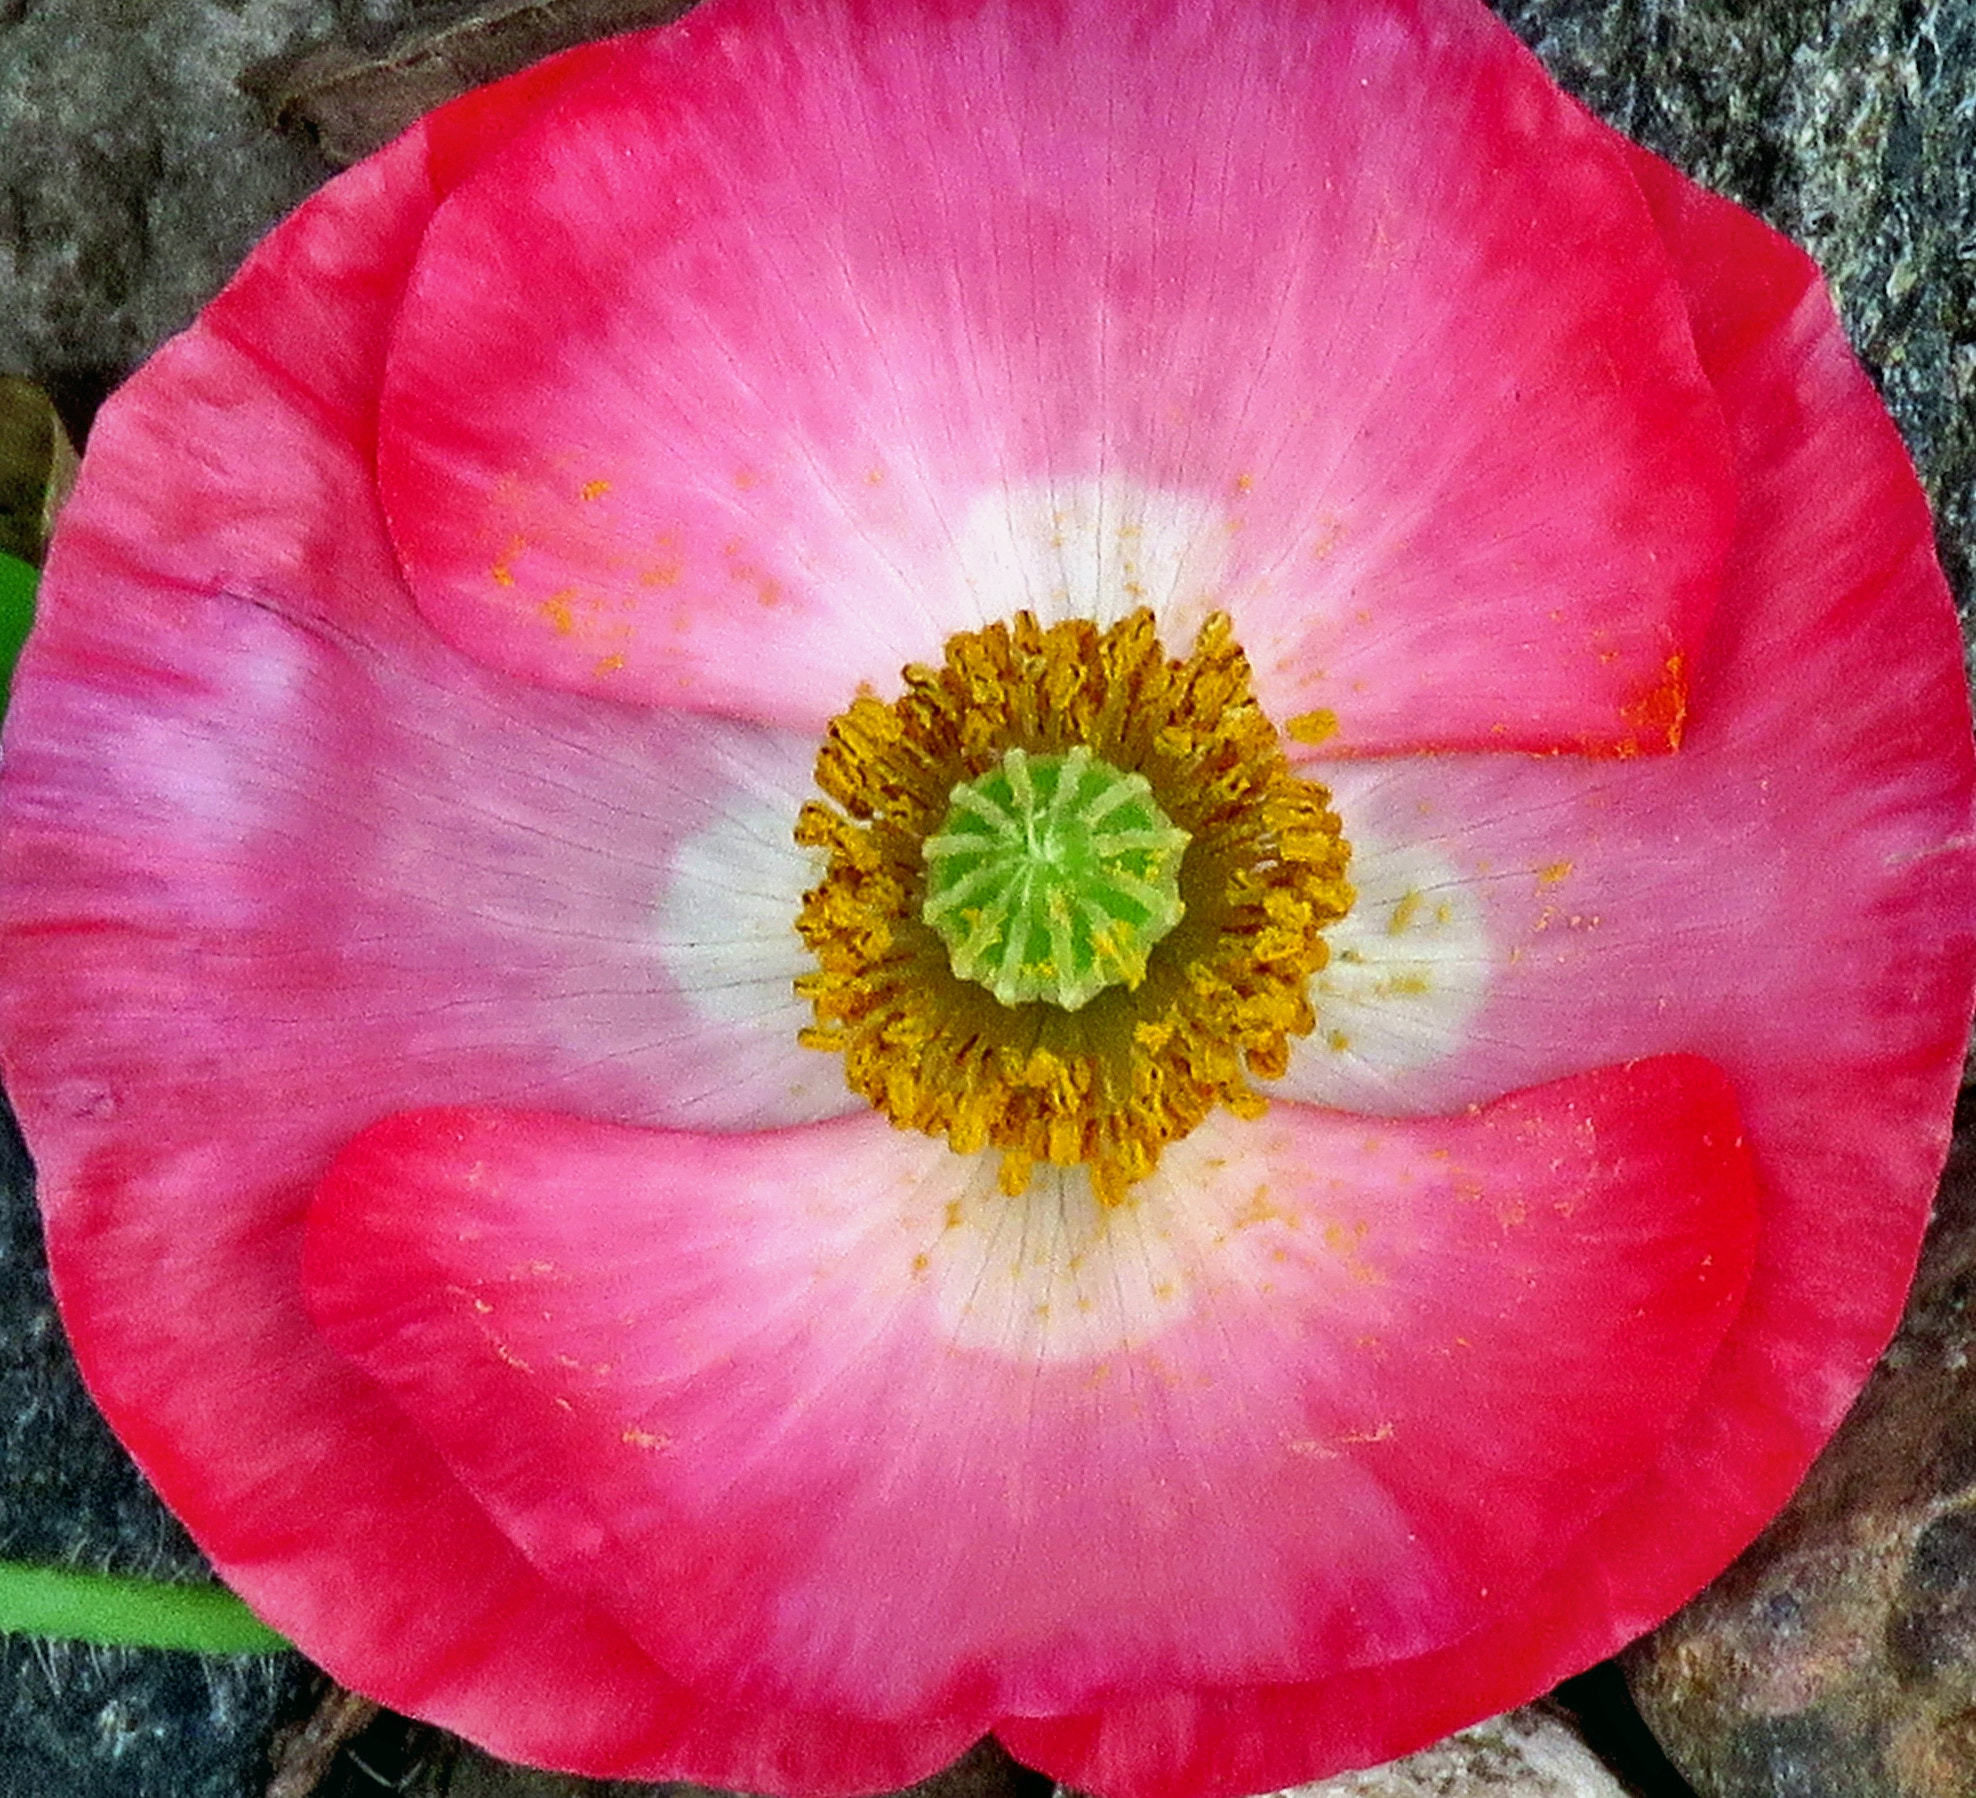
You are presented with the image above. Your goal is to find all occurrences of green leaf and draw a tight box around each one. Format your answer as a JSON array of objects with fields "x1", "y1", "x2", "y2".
[
  {"x1": 0, "y1": 376, "x2": 73, "y2": 565},
  {"x1": 0, "y1": 549, "x2": 34, "y2": 709},
  {"x1": 0, "y1": 1561, "x2": 290, "y2": 1655}
]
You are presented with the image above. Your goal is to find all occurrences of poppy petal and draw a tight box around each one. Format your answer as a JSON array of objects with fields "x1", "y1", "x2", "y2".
[
  {"x1": 0, "y1": 83, "x2": 947, "y2": 1793},
  {"x1": 303, "y1": 1055, "x2": 1757, "y2": 1722},
  {"x1": 377, "y1": 0, "x2": 1729, "y2": 747},
  {"x1": 999, "y1": 111, "x2": 1976, "y2": 1798},
  {"x1": 2, "y1": 553, "x2": 850, "y2": 1136},
  {"x1": 1285, "y1": 596, "x2": 1972, "y2": 1121},
  {"x1": 2, "y1": 0, "x2": 1965, "y2": 1788}
]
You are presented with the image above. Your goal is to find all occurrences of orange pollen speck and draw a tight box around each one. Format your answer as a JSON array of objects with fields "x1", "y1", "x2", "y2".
[{"x1": 794, "y1": 608, "x2": 1353, "y2": 1203}]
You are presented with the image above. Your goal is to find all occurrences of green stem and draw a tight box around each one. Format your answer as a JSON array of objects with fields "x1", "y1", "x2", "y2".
[
  {"x1": 0, "y1": 567, "x2": 278, "y2": 1660},
  {"x1": 0, "y1": 1561, "x2": 289, "y2": 1654}
]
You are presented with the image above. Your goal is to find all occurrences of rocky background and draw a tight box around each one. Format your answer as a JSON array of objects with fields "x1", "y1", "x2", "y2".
[{"x1": 0, "y1": 1, "x2": 1971, "y2": 1795}]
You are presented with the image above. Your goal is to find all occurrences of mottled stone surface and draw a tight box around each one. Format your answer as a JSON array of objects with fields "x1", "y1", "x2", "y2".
[
  {"x1": 1494, "y1": 0, "x2": 1976, "y2": 624},
  {"x1": 0, "y1": 0, "x2": 338, "y2": 430},
  {"x1": 0, "y1": 1, "x2": 1968, "y2": 1796},
  {"x1": 1287, "y1": 1705, "x2": 1633, "y2": 1797},
  {"x1": 1628, "y1": 1097, "x2": 1976, "y2": 1798},
  {"x1": 0, "y1": 1101, "x2": 299, "y2": 1797}
]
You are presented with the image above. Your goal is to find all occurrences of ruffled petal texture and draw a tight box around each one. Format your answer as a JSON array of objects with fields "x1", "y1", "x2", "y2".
[
  {"x1": 998, "y1": 92, "x2": 1976, "y2": 1798},
  {"x1": 305, "y1": 1058, "x2": 1755, "y2": 1719},
  {"x1": 0, "y1": 54, "x2": 967, "y2": 1797},
  {"x1": 378, "y1": 0, "x2": 1731, "y2": 748},
  {"x1": 0, "y1": 0, "x2": 1968, "y2": 1793}
]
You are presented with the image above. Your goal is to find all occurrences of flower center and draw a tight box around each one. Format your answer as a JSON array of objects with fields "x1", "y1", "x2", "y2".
[
  {"x1": 921, "y1": 746, "x2": 1189, "y2": 1010},
  {"x1": 795, "y1": 609, "x2": 1352, "y2": 1203}
]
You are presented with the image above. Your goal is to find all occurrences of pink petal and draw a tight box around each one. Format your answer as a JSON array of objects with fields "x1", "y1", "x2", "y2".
[
  {"x1": 0, "y1": 74, "x2": 958, "y2": 1793},
  {"x1": 303, "y1": 1056, "x2": 1756, "y2": 1723},
  {"x1": 4, "y1": 23, "x2": 853, "y2": 1156},
  {"x1": 1001, "y1": 117, "x2": 1976, "y2": 1798},
  {"x1": 3, "y1": 565, "x2": 850, "y2": 1128},
  {"x1": 377, "y1": 0, "x2": 1729, "y2": 746},
  {"x1": 2, "y1": 0, "x2": 1964, "y2": 1787}
]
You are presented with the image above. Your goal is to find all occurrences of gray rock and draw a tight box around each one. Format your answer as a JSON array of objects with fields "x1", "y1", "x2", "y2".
[
  {"x1": 0, "y1": 0, "x2": 344, "y2": 428},
  {"x1": 1627, "y1": 1098, "x2": 1976, "y2": 1798},
  {"x1": 0, "y1": 1101, "x2": 298, "y2": 1798},
  {"x1": 1492, "y1": 0, "x2": 1976, "y2": 623},
  {"x1": 1280, "y1": 1705, "x2": 1634, "y2": 1797}
]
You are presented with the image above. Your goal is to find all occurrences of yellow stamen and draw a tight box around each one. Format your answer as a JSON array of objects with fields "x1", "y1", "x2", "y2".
[{"x1": 795, "y1": 609, "x2": 1352, "y2": 1203}]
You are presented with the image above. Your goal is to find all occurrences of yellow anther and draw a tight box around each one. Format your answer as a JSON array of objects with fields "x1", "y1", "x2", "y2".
[{"x1": 795, "y1": 610, "x2": 1353, "y2": 1201}]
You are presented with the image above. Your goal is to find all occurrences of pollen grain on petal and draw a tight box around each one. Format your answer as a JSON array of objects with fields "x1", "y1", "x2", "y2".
[
  {"x1": 1607, "y1": 652, "x2": 1689, "y2": 755},
  {"x1": 1287, "y1": 707, "x2": 1340, "y2": 746}
]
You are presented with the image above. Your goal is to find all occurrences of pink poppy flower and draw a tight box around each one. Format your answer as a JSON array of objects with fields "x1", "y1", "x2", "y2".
[{"x1": 2, "y1": 0, "x2": 1971, "y2": 1792}]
